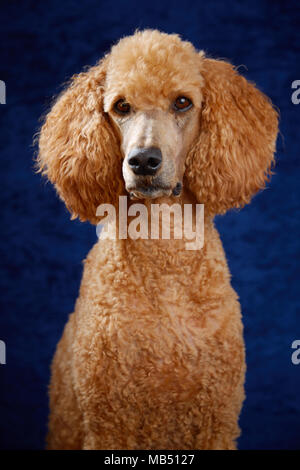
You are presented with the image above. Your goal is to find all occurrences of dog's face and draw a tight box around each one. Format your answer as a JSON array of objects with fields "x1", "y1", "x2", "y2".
[
  {"x1": 103, "y1": 32, "x2": 204, "y2": 199},
  {"x1": 105, "y1": 94, "x2": 201, "y2": 200}
]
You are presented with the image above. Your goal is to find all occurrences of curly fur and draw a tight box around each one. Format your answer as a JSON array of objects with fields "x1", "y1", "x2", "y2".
[{"x1": 37, "y1": 30, "x2": 278, "y2": 450}]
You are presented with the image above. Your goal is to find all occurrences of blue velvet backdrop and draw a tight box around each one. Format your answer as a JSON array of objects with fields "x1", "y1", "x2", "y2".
[{"x1": 0, "y1": 0, "x2": 299, "y2": 450}]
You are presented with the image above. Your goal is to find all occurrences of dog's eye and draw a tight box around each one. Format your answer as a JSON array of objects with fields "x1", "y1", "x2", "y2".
[
  {"x1": 114, "y1": 99, "x2": 131, "y2": 115},
  {"x1": 173, "y1": 96, "x2": 193, "y2": 112}
]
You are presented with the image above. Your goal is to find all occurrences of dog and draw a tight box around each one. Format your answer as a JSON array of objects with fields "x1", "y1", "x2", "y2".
[{"x1": 37, "y1": 29, "x2": 278, "y2": 449}]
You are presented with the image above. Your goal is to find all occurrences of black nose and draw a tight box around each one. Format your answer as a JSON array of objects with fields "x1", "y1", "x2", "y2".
[{"x1": 127, "y1": 147, "x2": 162, "y2": 176}]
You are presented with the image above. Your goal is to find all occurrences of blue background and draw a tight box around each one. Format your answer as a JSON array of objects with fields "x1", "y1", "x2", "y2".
[{"x1": 0, "y1": 0, "x2": 299, "y2": 450}]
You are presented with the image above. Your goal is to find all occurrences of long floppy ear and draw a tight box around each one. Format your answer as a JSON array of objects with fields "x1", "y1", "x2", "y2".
[
  {"x1": 185, "y1": 58, "x2": 278, "y2": 214},
  {"x1": 37, "y1": 57, "x2": 123, "y2": 224}
]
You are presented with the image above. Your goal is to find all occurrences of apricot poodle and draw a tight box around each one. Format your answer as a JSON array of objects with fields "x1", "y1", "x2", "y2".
[{"x1": 37, "y1": 30, "x2": 278, "y2": 450}]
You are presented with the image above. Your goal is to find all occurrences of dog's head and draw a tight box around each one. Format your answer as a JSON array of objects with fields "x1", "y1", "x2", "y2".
[
  {"x1": 37, "y1": 30, "x2": 278, "y2": 223},
  {"x1": 103, "y1": 31, "x2": 203, "y2": 201}
]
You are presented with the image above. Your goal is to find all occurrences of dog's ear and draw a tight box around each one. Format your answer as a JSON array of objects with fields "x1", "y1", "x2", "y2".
[
  {"x1": 185, "y1": 58, "x2": 278, "y2": 214},
  {"x1": 37, "y1": 57, "x2": 123, "y2": 224}
]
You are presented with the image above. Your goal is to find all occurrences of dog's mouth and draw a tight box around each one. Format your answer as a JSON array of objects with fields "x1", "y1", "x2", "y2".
[
  {"x1": 127, "y1": 184, "x2": 182, "y2": 200},
  {"x1": 126, "y1": 182, "x2": 182, "y2": 200},
  {"x1": 127, "y1": 185, "x2": 171, "y2": 200}
]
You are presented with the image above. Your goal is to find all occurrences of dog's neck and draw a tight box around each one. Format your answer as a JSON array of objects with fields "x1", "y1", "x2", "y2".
[{"x1": 98, "y1": 189, "x2": 215, "y2": 277}]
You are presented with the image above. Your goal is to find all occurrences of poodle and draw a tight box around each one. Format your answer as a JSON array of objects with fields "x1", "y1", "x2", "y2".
[{"x1": 37, "y1": 30, "x2": 278, "y2": 450}]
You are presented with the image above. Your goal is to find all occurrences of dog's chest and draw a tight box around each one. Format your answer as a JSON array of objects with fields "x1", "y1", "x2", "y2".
[{"x1": 73, "y1": 281, "x2": 241, "y2": 411}]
